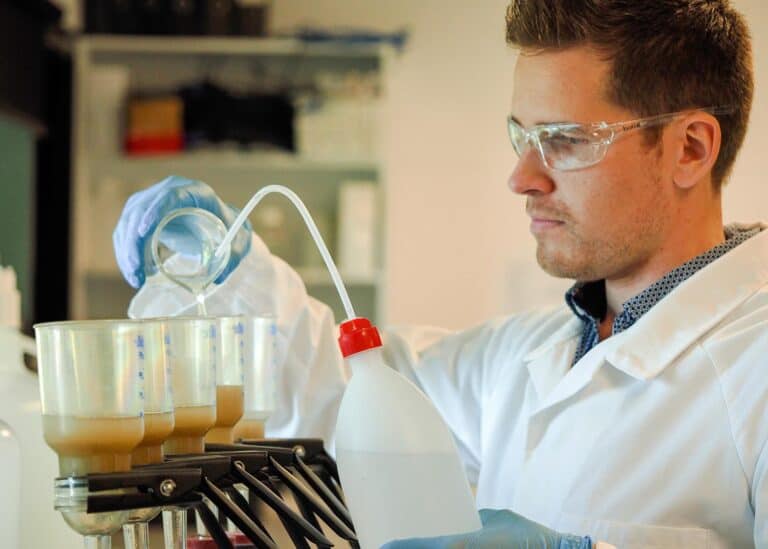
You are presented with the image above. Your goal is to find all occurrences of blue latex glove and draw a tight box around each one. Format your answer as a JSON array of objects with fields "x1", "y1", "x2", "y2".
[
  {"x1": 381, "y1": 509, "x2": 592, "y2": 549},
  {"x1": 113, "y1": 175, "x2": 253, "y2": 289}
]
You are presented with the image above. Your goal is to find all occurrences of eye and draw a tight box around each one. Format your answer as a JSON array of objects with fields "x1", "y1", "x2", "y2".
[{"x1": 542, "y1": 127, "x2": 592, "y2": 154}]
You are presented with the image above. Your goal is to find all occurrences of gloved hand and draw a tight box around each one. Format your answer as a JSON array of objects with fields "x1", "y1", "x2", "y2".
[
  {"x1": 113, "y1": 175, "x2": 253, "y2": 288},
  {"x1": 381, "y1": 509, "x2": 592, "y2": 549}
]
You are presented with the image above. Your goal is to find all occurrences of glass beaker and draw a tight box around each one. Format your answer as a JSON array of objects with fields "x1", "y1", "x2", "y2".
[
  {"x1": 147, "y1": 208, "x2": 232, "y2": 314},
  {"x1": 205, "y1": 316, "x2": 245, "y2": 445},
  {"x1": 35, "y1": 319, "x2": 146, "y2": 548},
  {"x1": 161, "y1": 317, "x2": 217, "y2": 455},
  {"x1": 233, "y1": 316, "x2": 277, "y2": 441},
  {"x1": 123, "y1": 319, "x2": 175, "y2": 549}
]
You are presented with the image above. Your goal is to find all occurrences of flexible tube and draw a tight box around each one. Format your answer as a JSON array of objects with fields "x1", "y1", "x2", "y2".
[{"x1": 216, "y1": 185, "x2": 357, "y2": 321}]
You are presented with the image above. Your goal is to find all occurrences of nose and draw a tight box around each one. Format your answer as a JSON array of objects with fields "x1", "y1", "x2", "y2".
[{"x1": 508, "y1": 149, "x2": 555, "y2": 196}]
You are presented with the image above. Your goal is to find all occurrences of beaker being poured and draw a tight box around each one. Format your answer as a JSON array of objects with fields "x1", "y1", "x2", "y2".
[{"x1": 147, "y1": 208, "x2": 232, "y2": 315}]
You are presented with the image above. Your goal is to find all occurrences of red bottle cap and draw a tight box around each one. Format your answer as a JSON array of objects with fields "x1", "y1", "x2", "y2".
[{"x1": 338, "y1": 317, "x2": 382, "y2": 358}]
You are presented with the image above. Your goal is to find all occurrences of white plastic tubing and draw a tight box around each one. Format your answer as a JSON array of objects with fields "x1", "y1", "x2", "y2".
[{"x1": 216, "y1": 184, "x2": 357, "y2": 321}]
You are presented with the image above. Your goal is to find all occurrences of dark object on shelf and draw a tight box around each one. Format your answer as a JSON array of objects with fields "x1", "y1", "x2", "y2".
[
  {"x1": 85, "y1": 0, "x2": 140, "y2": 34},
  {"x1": 85, "y1": 0, "x2": 168, "y2": 34},
  {"x1": 169, "y1": 0, "x2": 200, "y2": 35},
  {"x1": 84, "y1": 0, "x2": 270, "y2": 36},
  {"x1": 202, "y1": 0, "x2": 235, "y2": 36},
  {"x1": 180, "y1": 81, "x2": 294, "y2": 151},
  {"x1": 137, "y1": 0, "x2": 169, "y2": 35},
  {"x1": 238, "y1": 4, "x2": 268, "y2": 37}
]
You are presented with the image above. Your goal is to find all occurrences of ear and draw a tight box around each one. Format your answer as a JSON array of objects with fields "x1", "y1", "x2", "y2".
[{"x1": 671, "y1": 112, "x2": 722, "y2": 190}]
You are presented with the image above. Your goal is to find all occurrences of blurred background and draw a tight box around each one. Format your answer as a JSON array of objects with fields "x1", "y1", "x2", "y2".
[{"x1": 2, "y1": 0, "x2": 766, "y2": 336}]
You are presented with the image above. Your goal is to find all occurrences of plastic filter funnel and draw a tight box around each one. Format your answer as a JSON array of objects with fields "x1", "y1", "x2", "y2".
[
  {"x1": 125, "y1": 320, "x2": 173, "y2": 549},
  {"x1": 233, "y1": 316, "x2": 277, "y2": 441},
  {"x1": 35, "y1": 319, "x2": 146, "y2": 544},
  {"x1": 131, "y1": 319, "x2": 174, "y2": 466},
  {"x1": 34, "y1": 319, "x2": 145, "y2": 477},
  {"x1": 161, "y1": 317, "x2": 217, "y2": 455},
  {"x1": 205, "y1": 316, "x2": 245, "y2": 444}
]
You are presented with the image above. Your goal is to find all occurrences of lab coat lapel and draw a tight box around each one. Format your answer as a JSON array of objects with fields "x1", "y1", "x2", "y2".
[
  {"x1": 522, "y1": 316, "x2": 581, "y2": 404},
  {"x1": 522, "y1": 310, "x2": 625, "y2": 416},
  {"x1": 526, "y1": 332, "x2": 625, "y2": 417}
]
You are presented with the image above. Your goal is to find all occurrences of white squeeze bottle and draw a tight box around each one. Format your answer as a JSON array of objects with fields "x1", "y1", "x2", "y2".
[
  {"x1": 335, "y1": 317, "x2": 481, "y2": 548},
  {"x1": 211, "y1": 185, "x2": 481, "y2": 545}
]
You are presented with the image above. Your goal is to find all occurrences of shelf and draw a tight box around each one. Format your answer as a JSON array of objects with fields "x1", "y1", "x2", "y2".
[
  {"x1": 79, "y1": 35, "x2": 384, "y2": 60},
  {"x1": 297, "y1": 267, "x2": 380, "y2": 286},
  {"x1": 132, "y1": 149, "x2": 376, "y2": 171},
  {"x1": 85, "y1": 267, "x2": 380, "y2": 287},
  {"x1": 71, "y1": 32, "x2": 387, "y2": 323},
  {"x1": 90, "y1": 150, "x2": 379, "y2": 183}
]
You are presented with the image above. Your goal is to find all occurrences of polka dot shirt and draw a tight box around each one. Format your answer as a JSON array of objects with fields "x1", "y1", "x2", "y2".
[{"x1": 565, "y1": 225, "x2": 764, "y2": 366}]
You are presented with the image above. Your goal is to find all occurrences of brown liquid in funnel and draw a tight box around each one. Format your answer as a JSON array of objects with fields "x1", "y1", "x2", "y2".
[{"x1": 43, "y1": 415, "x2": 144, "y2": 476}]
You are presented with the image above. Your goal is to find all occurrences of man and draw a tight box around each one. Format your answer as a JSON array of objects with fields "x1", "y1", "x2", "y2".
[{"x1": 115, "y1": 1, "x2": 767, "y2": 547}]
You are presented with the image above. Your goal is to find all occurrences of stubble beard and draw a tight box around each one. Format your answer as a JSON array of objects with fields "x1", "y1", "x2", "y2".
[
  {"x1": 535, "y1": 230, "x2": 635, "y2": 282},
  {"x1": 533, "y1": 187, "x2": 667, "y2": 283}
]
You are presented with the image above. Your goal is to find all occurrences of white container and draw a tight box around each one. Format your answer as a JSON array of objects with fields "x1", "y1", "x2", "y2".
[
  {"x1": 335, "y1": 319, "x2": 480, "y2": 548},
  {"x1": 87, "y1": 65, "x2": 129, "y2": 155},
  {"x1": 0, "y1": 419, "x2": 19, "y2": 548},
  {"x1": 337, "y1": 182, "x2": 378, "y2": 279},
  {"x1": 0, "y1": 327, "x2": 81, "y2": 549}
]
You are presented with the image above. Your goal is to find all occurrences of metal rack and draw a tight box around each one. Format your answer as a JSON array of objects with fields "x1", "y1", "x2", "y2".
[{"x1": 61, "y1": 438, "x2": 358, "y2": 548}]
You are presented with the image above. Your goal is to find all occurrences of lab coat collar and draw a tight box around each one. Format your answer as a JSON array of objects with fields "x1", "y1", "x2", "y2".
[
  {"x1": 606, "y1": 222, "x2": 768, "y2": 380},
  {"x1": 522, "y1": 223, "x2": 768, "y2": 382},
  {"x1": 522, "y1": 315, "x2": 582, "y2": 400},
  {"x1": 522, "y1": 315, "x2": 582, "y2": 364}
]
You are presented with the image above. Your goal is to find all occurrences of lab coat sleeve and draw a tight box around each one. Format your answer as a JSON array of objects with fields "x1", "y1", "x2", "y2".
[{"x1": 129, "y1": 234, "x2": 512, "y2": 478}]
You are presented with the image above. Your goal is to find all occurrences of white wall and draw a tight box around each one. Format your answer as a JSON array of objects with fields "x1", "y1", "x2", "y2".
[
  {"x1": 274, "y1": 0, "x2": 567, "y2": 330},
  {"x1": 273, "y1": 0, "x2": 768, "y2": 331},
  {"x1": 724, "y1": 1, "x2": 768, "y2": 223}
]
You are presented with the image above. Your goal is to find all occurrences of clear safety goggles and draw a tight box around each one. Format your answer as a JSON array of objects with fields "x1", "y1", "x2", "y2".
[{"x1": 507, "y1": 106, "x2": 733, "y2": 172}]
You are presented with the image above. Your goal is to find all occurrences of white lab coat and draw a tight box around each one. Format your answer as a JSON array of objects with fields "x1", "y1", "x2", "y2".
[{"x1": 130, "y1": 221, "x2": 768, "y2": 548}]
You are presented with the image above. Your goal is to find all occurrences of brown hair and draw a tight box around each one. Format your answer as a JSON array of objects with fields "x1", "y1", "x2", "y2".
[{"x1": 505, "y1": 0, "x2": 753, "y2": 187}]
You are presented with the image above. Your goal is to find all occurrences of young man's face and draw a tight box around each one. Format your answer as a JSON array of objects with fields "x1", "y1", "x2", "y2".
[{"x1": 509, "y1": 46, "x2": 676, "y2": 282}]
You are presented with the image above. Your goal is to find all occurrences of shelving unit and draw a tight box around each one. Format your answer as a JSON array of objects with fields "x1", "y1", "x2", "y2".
[{"x1": 70, "y1": 35, "x2": 388, "y2": 322}]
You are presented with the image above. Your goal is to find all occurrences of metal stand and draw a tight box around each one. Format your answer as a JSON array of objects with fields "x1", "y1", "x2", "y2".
[{"x1": 63, "y1": 439, "x2": 357, "y2": 548}]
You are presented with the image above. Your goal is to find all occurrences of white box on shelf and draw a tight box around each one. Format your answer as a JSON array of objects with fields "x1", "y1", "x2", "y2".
[
  {"x1": 86, "y1": 65, "x2": 130, "y2": 155},
  {"x1": 337, "y1": 181, "x2": 378, "y2": 279},
  {"x1": 296, "y1": 98, "x2": 379, "y2": 163}
]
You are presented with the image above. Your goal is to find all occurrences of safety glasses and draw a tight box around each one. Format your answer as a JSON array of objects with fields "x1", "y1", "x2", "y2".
[{"x1": 507, "y1": 106, "x2": 733, "y2": 172}]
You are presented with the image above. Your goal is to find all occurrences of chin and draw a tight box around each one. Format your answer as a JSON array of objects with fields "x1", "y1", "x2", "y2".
[{"x1": 536, "y1": 247, "x2": 595, "y2": 281}]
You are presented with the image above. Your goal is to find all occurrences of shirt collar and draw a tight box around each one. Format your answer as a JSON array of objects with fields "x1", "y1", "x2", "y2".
[{"x1": 565, "y1": 224, "x2": 763, "y2": 334}]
